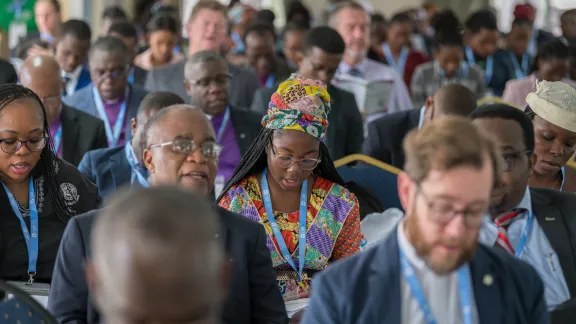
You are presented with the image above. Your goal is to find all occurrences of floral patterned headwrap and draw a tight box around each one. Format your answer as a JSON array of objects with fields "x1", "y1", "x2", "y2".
[{"x1": 261, "y1": 74, "x2": 331, "y2": 140}]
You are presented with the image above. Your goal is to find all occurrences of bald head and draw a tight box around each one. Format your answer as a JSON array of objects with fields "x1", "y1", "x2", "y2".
[
  {"x1": 20, "y1": 55, "x2": 64, "y2": 124},
  {"x1": 142, "y1": 105, "x2": 219, "y2": 196},
  {"x1": 432, "y1": 84, "x2": 477, "y2": 116},
  {"x1": 89, "y1": 187, "x2": 224, "y2": 324}
]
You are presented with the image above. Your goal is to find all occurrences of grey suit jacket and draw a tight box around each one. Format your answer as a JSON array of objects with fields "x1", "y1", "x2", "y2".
[
  {"x1": 132, "y1": 65, "x2": 148, "y2": 89},
  {"x1": 144, "y1": 60, "x2": 260, "y2": 108},
  {"x1": 250, "y1": 85, "x2": 364, "y2": 160},
  {"x1": 63, "y1": 84, "x2": 149, "y2": 143}
]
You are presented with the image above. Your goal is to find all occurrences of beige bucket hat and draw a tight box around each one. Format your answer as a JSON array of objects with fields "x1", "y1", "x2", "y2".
[{"x1": 526, "y1": 80, "x2": 576, "y2": 132}]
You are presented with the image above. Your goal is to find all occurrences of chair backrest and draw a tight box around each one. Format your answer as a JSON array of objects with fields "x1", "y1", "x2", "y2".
[
  {"x1": 0, "y1": 280, "x2": 57, "y2": 324},
  {"x1": 335, "y1": 154, "x2": 402, "y2": 210}
]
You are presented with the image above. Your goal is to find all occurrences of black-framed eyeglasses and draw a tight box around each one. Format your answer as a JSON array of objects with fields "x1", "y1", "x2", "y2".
[
  {"x1": 269, "y1": 144, "x2": 321, "y2": 171},
  {"x1": 0, "y1": 137, "x2": 48, "y2": 154},
  {"x1": 186, "y1": 74, "x2": 232, "y2": 88},
  {"x1": 501, "y1": 150, "x2": 532, "y2": 172},
  {"x1": 148, "y1": 139, "x2": 223, "y2": 159},
  {"x1": 415, "y1": 184, "x2": 487, "y2": 228}
]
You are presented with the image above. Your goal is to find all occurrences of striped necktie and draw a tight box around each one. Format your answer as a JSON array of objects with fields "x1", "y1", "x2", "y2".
[{"x1": 494, "y1": 210, "x2": 519, "y2": 254}]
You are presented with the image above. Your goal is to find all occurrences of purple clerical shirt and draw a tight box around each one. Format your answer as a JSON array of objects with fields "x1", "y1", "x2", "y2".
[
  {"x1": 210, "y1": 110, "x2": 241, "y2": 183},
  {"x1": 102, "y1": 94, "x2": 127, "y2": 147},
  {"x1": 49, "y1": 116, "x2": 63, "y2": 158}
]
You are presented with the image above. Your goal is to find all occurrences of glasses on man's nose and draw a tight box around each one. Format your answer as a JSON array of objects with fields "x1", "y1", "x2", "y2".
[
  {"x1": 269, "y1": 144, "x2": 320, "y2": 171},
  {"x1": 500, "y1": 150, "x2": 532, "y2": 172},
  {"x1": 186, "y1": 74, "x2": 232, "y2": 88},
  {"x1": 416, "y1": 185, "x2": 487, "y2": 228},
  {"x1": 0, "y1": 137, "x2": 48, "y2": 154},
  {"x1": 148, "y1": 139, "x2": 223, "y2": 159}
]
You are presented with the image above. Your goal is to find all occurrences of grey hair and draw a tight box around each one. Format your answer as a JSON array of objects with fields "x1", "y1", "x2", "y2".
[
  {"x1": 92, "y1": 186, "x2": 223, "y2": 286},
  {"x1": 140, "y1": 104, "x2": 204, "y2": 152},
  {"x1": 328, "y1": 1, "x2": 369, "y2": 28},
  {"x1": 185, "y1": 50, "x2": 228, "y2": 73}
]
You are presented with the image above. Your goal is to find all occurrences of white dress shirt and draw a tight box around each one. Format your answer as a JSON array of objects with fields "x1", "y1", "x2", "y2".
[
  {"x1": 478, "y1": 187, "x2": 571, "y2": 310},
  {"x1": 335, "y1": 58, "x2": 414, "y2": 123},
  {"x1": 398, "y1": 220, "x2": 479, "y2": 324}
]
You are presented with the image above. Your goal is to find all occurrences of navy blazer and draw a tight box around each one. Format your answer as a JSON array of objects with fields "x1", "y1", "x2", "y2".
[
  {"x1": 302, "y1": 227, "x2": 549, "y2": 324},
  {"x1": 74, "y1": 66, "x2": 92, "y2": 94},
  {"x1": 78, "y1": 146, "x2": 131, "y2": 201},
  {"x1": 487, "y1": 49, "x2": 516, "y2": 97},
  {"x1": 48, "y1": 208, "x2": 288, "y2": 324},
  {"x1": 63, "y1": 84, "x2": 149, "y2": 144}
]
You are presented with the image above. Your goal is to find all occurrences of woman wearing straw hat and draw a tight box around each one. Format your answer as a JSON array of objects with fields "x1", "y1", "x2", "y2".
[
  {"x1": 525, "y1": 80, "x2": 576, "y2": 192},
  {"x1": 217, "y1": 74, "x2": 363, "y2": 320}
]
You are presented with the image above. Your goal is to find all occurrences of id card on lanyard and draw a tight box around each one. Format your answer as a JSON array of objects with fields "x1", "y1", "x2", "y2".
[
  {"x1": 400, "y1": 249, "x2": 474, "y2": 324},
  {"x1": 382, "y1": 43, "x2": 409, "y2": 76},
  {"x1": 466, "y1": 47, "x2": 493, "y2": 85},
  {"x1": 261, "y1": 168, "x2": 308, "y2": 281},
  {"x1": 3, "y1": 178, "x2": 39, "y2": 285},
  {"x1": 125, "y1": 143, "x2": 149, "y2": 187},
  {"x1": 93, "y1": 86, "x2": 129, "y2": 147},
  {"x1": 509, "y1": 52, "x2": 530, "y2": 79}
]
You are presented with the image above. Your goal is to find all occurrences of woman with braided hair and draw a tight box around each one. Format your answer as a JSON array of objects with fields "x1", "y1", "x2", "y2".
[
  {"x1": 217, "y1": 74, "x2": 362, "y2": 319},
  {"x1": 0, "y1": 84, "x2": 100, "y2": 283}
]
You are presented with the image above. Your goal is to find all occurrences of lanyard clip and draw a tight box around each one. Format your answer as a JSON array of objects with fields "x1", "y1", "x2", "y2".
[{"x1": 26, "y1": 272, "x2": 36, "y2": 286}]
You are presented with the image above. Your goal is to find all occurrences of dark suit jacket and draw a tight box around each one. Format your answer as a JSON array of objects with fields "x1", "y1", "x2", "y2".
[
  {"x1": 78, "y1": 146, "x2": 130, "y2": 201},
  {"x1": 131, "y1": 65, "x2": 148, "y2": 89},
  {"x1": 0, "y1": 59, "x2": 18, "y2": 84},
  {"x1": 229, "y1": 106, "x2": 263, "y2": 155},
  {"x1": 63, "y1": 84, "x2": 148, "y2": 144},
  {"x1": 251, "y1": 85, "x2": 364, "y2": 160},
  {"x1": 144, "y1": 60, "x2": 260, "y2": 108},
  {"x1": 302, "y1": 227, "x2": 549, "y2": 324},
  {"x1": 362, "y1": 109, "x2": 420, "y2": 169},
  {"x1": 531, "y1": 187, "x2": 576, "y2": 323},
  {"x1": 60, "y1": 104, "x2": 108, "y2": 166},
  {"x1": 47, "y1": 208, "x2": 288, "y2": 324},
  {"x1": 73, "y1": 66, "x2": 92, "y2": 94}
]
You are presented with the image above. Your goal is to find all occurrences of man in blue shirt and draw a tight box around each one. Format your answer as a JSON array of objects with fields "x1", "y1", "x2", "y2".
[{"x1": 471, "y1": 103, "x2": 576, "y2": 321}]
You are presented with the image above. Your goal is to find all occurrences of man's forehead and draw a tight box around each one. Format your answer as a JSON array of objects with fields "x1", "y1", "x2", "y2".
[
  {"x1": 151, "y1": 111, "x2": 214, "y2": 139},
  {"x1": 188, "y1": 60, "x2": 228, "y2": 76}
]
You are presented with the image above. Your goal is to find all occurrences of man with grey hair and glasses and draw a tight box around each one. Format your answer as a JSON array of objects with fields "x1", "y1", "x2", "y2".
[{"x1": 184, "y1": 50, "x2": 262, "y2": 195}]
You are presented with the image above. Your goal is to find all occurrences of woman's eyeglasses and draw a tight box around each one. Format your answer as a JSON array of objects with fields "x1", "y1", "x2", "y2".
[
  {"x1": 0, "y1": 137, "x2": 48, "y2": 154},
  {"x1": 148, "y1": 139, "x2": 223, "y2": 159},
  {"x1": 269, "y1": 144, "x2": 320, "y2": 170}
]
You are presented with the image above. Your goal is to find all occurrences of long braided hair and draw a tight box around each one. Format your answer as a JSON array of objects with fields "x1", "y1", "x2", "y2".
[
  {"x1": 216, "y1": 127, "x2": 344, "y2": 203},
  {"x1": 0, "y1": 84, "x2": 73, "y2": 222}
]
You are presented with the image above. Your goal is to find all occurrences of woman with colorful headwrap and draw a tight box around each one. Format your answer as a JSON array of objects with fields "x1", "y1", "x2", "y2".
[
  {"x1": 525, "y1": 80, "x2": 576, "y2": 192},
  {"x1": 217, "y1": 74, "x2": 362, "y2": 319}
]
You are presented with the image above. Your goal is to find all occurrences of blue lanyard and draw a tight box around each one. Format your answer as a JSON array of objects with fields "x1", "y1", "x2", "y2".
[
  {"x1": 93, "y1": 86, "x2": 129, "y2": 147},
  {"x1": 127, "y1": 68, "x2": 134, "y2": 85},
  {"x1": 261, "y1": 168, "x2": 308, "y2": 281},
  {"x1": 466, "y1": 47, "x2": 493, "y2": 85},
  {"x1": 124, "y1": 142, "x2": 149, "y2": 187},
  {"x1": 53, "y1": 124, "x2": 62, "y2": 155},
  {"x1": 560, "y1": 166, "x2": 566, "y2": 191},
  {"x1": 514, "y1": 211, "x2": 534, "y2": 258},
  {"x1": 509, "y1": 52, "x2": 530, "y2": 79},
  {"x1": 265, "y1": 75, "x2": 275, "y2": 88},
  {"x1": 400, "y1": 249, "x2": 474, "y2": 324},
  {"x1": 216, "y1": 107, "x2": 231, "y2": 144},
  {"x1": 382, "y1": 43, "x2": 409, "y2": 75},
  {"x1": 3, "y1": 178, "x2": 39, "y2": 285}
]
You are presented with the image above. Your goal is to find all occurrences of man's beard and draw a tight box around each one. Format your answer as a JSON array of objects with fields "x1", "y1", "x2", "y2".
[{"x1": 405, "y1": 212, "x2": 478, "y2": 275}]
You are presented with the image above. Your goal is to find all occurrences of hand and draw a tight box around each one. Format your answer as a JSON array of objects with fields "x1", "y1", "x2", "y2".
[
  {"x1": 289, "y1": 309, "x2": 305, "y2": 324},
  {"x1": 27, "y1": 45, "x2": 54, "y2": 58}
]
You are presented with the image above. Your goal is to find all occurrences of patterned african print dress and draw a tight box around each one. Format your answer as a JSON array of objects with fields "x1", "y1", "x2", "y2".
[{"x1": 219, "y1": 175, "x2": 362, "y2": 302}]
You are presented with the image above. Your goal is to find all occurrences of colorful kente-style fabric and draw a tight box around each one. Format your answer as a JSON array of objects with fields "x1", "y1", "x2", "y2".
[
  {"x1": 261, "y1": 74, "x2": 331, "y2": 141},
  {"x1": 219, "y1": 175, "x2": 362, "y2": 301}
]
